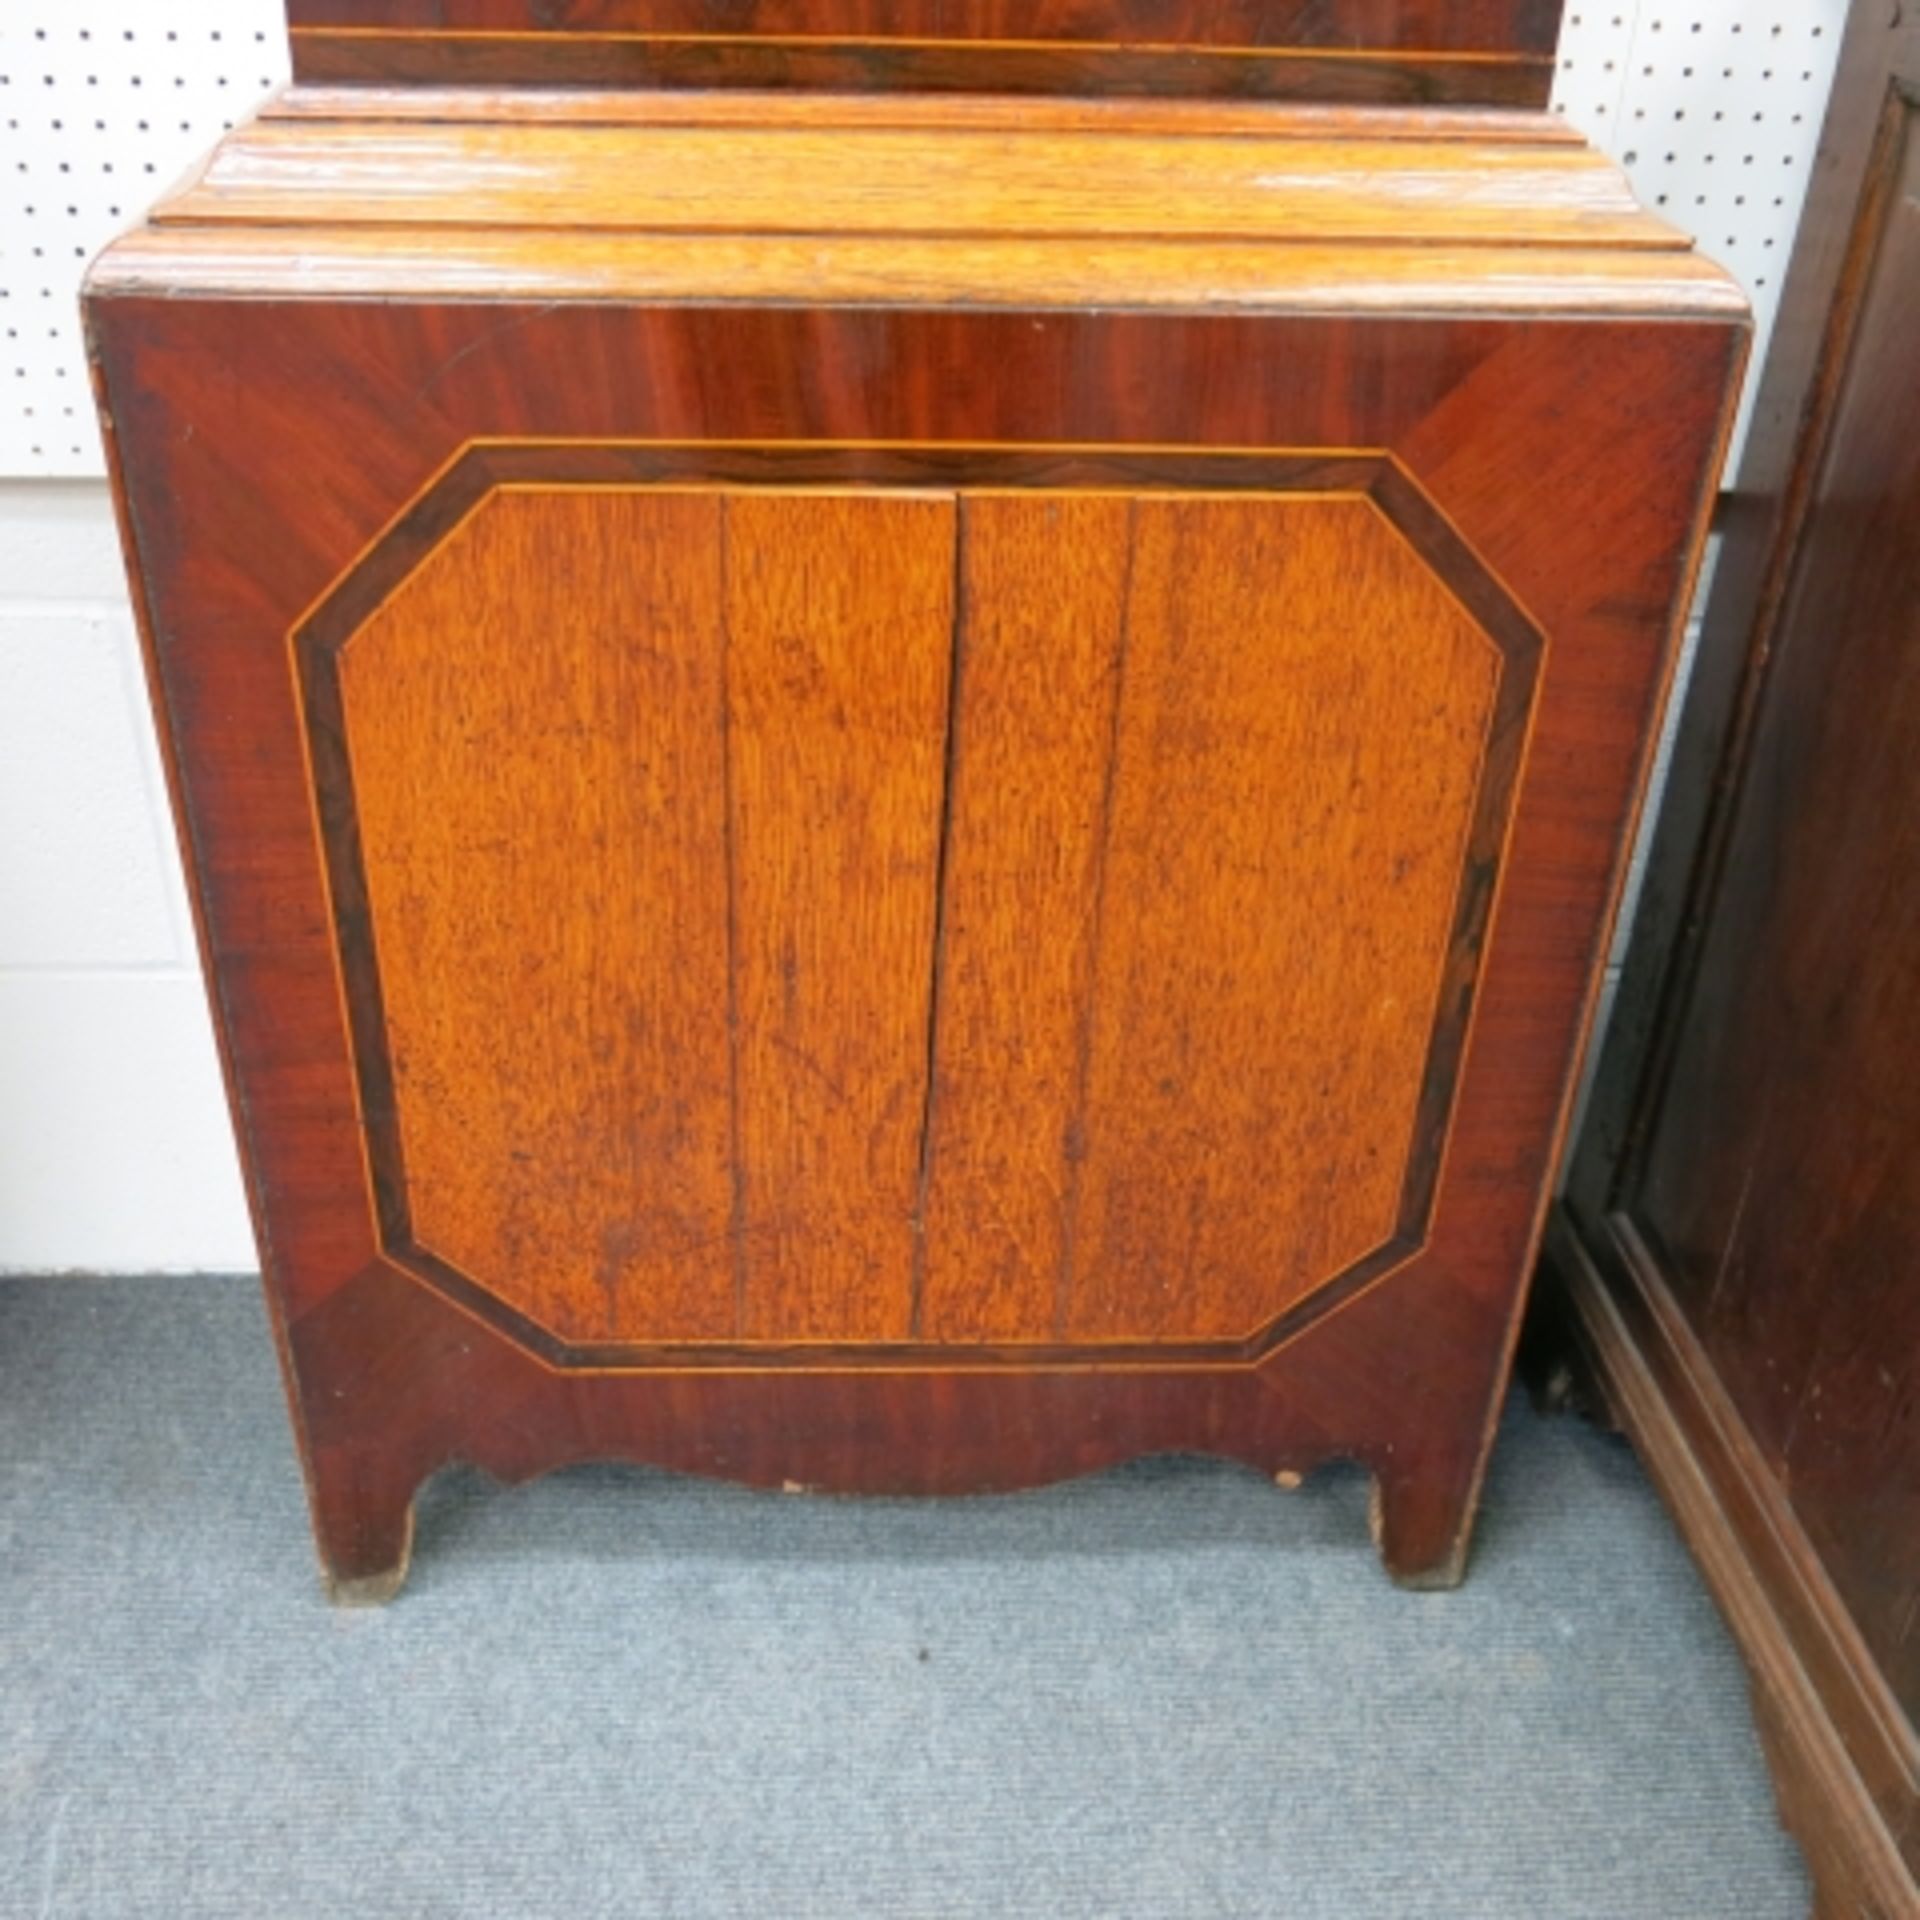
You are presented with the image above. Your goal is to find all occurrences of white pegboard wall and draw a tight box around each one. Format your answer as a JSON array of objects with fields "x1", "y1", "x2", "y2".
[
  {"x1": 1551, "y1": 3, "x2": 1848, "y2": 463},
  {"x1": 2, "y1": 2, "x2": 288, "y2": 475},
  {"x1": 3, "y1": 2, "x2": 1847, "y2": 478}
]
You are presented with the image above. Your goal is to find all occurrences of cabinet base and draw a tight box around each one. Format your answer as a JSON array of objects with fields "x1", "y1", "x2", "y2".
[{"x1": 289, "y1": 1261, "x2": 1500, "y2": 1603}]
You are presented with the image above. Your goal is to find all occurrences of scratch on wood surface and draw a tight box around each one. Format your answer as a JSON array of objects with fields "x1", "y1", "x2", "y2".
[
  {"x1": 1704, "y1": 1082, "x2": 1772, "y2": 1320},
  {"x1": 1704, "y1": 1158, "x2": 1758, "y2": 1320},
  {"x1": 1895, "y1": 1583, "x2": 1920, "y2": 1649},
  {"x1": 409, "y1": 303, "x2": 559, "y2": 406}
]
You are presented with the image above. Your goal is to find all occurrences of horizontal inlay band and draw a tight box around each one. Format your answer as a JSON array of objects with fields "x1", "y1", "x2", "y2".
[
  {"x1": 288, "y1": 31, "x2": 1554, "y2": 105},
  {"x1": 292, "y1": 28, "x2": 1545, "y2": 62}
]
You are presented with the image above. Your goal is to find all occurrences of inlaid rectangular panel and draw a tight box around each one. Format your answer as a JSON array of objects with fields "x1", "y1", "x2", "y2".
[{"x1": 307, "y1": 457, "x2": 1533, "y2": 1361}]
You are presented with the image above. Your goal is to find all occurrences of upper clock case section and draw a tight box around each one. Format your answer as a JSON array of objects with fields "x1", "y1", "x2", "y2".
[{"x1": 282, "y1": 2, "x2": 1566, "y2": 105}]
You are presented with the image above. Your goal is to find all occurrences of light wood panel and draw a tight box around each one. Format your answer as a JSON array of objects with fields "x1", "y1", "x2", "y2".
[
  {"x1": 333, "y1": 478, "x2": 1508, "y2": 1353},
  {"x1": 1066, "y1": 495, "x2": 1500, "y2": 1342},
  {"x1": 94, "y1": 86, "x2": 1735, "y2": 323},
  {"x1": 917, "y1": 494, "x2": 1135, "y2": 1342},
  {"x1": 169, "y1": 123, "x2": 1668, "y2": 250},
  {"x1": 96, "y1": 88, "x2": 1732, "y2": 322},
  {"x1": 339, "y1": 484, "x2": 954, "y2": 1347},
  {"x1": 722, "y1": 490, "x2": 955, "y2": 1343},
  {"x1": 339, "y1": 487, "x2": 738, "y2": 1344}
]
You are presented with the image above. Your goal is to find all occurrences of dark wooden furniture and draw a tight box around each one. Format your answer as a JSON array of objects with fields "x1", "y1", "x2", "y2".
[
  {"x1": 1550, "y1": 6, "x2": 1920, "y2": 1913},
  {"x1": 87, "y1": 2, "x2": 1743, "y2": 1600},
  {"x1": 281, "y1": 1, "x2": 1566, "y2": 102}
]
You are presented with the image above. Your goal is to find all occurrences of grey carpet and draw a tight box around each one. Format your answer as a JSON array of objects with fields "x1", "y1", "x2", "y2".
[{"x1": 0, "y1": 1274, "x2": 1806, "y2": 1919}]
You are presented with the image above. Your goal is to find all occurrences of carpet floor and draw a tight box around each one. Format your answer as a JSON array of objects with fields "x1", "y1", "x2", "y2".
[{"x1": 0, "y1": 1274, "x2": 1807, "y2": 1918}]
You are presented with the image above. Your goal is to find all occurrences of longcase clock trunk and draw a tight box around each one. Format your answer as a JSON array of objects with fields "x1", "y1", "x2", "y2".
[{"x1": 87, "y1": 2, "x2": 1745, "y2": 1598}]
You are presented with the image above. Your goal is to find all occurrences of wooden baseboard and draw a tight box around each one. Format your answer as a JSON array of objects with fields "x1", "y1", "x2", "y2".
[{"x1": 1543, "y1": 1206, "x2": 1919, "y2": 1920}]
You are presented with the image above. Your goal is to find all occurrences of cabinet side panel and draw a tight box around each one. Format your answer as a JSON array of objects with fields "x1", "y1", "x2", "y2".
[
  {"x1": 725, "y1": 491, "x2": 957, "y2": 1343},
  {"x1": 1635, "y1": 95, "x2": 1920, "y2": 1729}
]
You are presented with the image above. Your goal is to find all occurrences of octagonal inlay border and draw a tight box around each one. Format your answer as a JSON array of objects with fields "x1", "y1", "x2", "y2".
[{"x1": 292, "y1": 441, "x2": 1544, "y2": 1370}]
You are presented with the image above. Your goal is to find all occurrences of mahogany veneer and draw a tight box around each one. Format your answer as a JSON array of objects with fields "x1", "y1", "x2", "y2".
[
  {"x1": 87, "y1": 5, "x2": 1744, "y2": 1599},
  {"x1": 283, "y1": 1, "x2": 1564, "y2": 102}
]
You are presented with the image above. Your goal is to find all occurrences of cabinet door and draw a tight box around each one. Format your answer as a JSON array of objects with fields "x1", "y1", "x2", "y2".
[{"x1": 301, "y1": 462, "x2": 1530, "y2": 1360}]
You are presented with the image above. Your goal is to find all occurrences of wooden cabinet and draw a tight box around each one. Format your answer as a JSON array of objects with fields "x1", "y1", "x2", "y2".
[
  {"x1": 1551, "y1": 8, "x2": 1920, "y2": 1915},
  {"x1": 87, "y1": 2, "x2": 1743, "y2": 1599}
]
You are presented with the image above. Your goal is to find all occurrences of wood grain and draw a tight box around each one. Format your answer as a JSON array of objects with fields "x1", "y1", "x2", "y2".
[
  {"x1": 169, "y1": 121, "x2": 1665, "y2": 250},
  {"x1": 280, "y1": 3, "x2": 1562, "y2": 102},
  {"x1": 268, "y1": 88, "x2": 1584, "y2": 143},
  {"x1": 724, "y1": 490, "x2": 955, "y2": 1343},
  {"x1": 339, "y1": 482, "x2": 959, "y2": 1348},
  {"x1": 88, "y1": 226, "x2": 1745, "y2": 319},
  {"x1": 336, "y1": 489, "x2": 736, "y2": 1346},
  {"x1": 94, "y1": 88, "x2": 1728, "y2": 323},
  {"x1": 917, "y1": 493, "x2": 1134, "y2": 1343},
  {"x1": 311, "y1": 458, "x2": 1534, "y2": 1358},
  {"x1": 1068, "y1": 495, "x2": 1499, "y2": 1341},
  {"x1": 282, "y1": 1, "x2": 1563, "y2": 56},
  {"x1": 283, "y1": 37, "x2": 1553, "y2": 107}
]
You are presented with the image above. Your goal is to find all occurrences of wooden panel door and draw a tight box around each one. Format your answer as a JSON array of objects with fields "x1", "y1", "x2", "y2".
[{"x1": 310, "y1": 474, "x2": 1526, "y2": 1361}]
